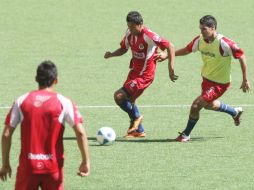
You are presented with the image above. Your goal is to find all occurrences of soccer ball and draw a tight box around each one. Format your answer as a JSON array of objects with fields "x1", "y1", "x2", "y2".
[{"x1": 96, "y1": 127, "x2": 116, "y2": 145}]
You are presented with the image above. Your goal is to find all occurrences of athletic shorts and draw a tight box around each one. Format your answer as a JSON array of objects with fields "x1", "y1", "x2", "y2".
[
  {"x1": 123, "y1": 70, "x2": 154, "y2": 101},
  {"x1": 201, "y1": 78, "x2": 230, "y2": 103},
  {"x1": 15, "y1": 166, "x2": 64, "y2": 190}
]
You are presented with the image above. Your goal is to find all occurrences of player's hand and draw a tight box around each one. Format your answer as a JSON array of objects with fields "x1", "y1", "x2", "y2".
[
  {"x1": 169, "y1": 70, "x2": 178, "y2": 82},
  {"x1": 0, "y1": 165, "x2": 12, "y2": 182},
  {"x1": 154, "y1": 51, "x2": 168, "y2": 62},
  {"x1": 77, "y1": 161, "x2": 90, "y2": 177},
  {"x1": 104, "y1": 52, "x2": 112, "y2": 59},
  {"x1": 240, "y1": 80, "x2": 251, "y2": 93}
]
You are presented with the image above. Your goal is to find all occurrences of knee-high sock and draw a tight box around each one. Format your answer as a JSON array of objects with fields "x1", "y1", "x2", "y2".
[
  {"x1": 216, "y1": 102, "x2": 237, "y2": 117},
  {"x1": 119, "y1": 101, "x2": 144, "y2": 132},
  {"x1": 119, "y1": 100, "x2": 142, "y2": 119},
  {"x1": 183, "y1": 117, "x2": 199, "y2": 136},
  {"x1": 132, "y1": 104, "x2": 144, "y2": 132}
]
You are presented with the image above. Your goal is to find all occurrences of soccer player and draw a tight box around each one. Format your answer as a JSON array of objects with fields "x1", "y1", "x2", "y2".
[
  {"x1": 104, "y1": 11, "x2": 178, "y2": 138},
  {"x1": 0, "y1": 61, "x2": 90, "y2": 190},
  {"x1": 156, "y1": 15, "x2": 250, "y2": 142}
]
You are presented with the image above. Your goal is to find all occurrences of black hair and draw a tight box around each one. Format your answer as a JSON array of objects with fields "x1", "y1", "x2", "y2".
[
  {"x1": 126, "y1": 11, "x2": 143, "y2": 25},
  {"x1": 200, "y1": 15, "x2": 217, "y2": 29},
  {"x1": 36, "y1": 60, "x2": 58, "y2": 87}
]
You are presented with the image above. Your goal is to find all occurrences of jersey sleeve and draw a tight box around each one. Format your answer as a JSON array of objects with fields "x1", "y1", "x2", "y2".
[
  {"x1": 120, "y1": 29, "x2": 130, "y2": 49},
  {"x1": 64, "y1": 99, "x2": 83, "y2": 127},
  {"x1": 186, "y1": 35, "x2": 200, "y2": 52},
  {"x1": 153, "y1": 36, "x2": 170, "y2": 50},
  {"x1": 5, "y1": 101, "x2": 21, "y2": 127},
  {"x1": 144, "y1": 28, "x2": 169, "y2": 50},
  {"x1": 220, "y1": 37, "x2": 244, "y2": 59},
  {"x1": 4, "y1": 93, "x2": 28, "y2": 128}
]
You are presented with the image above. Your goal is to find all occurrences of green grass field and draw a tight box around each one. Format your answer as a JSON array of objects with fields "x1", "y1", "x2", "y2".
[{"x1": 0, "y1": 0, "x2": 253, "y2": 189}]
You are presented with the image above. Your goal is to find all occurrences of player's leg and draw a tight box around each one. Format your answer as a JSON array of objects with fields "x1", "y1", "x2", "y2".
[
  {"x1": 127, "y1": 91, "x2": 145, "y2": 134},
  {"x1": 15, "y1": 166, "x2": 40, "y2": 190},
  {"x1": 114, "y1": 88, "x2": 141, "y2": 121},
  {"x1": 114, "y1": 88, "x2": 143, "y2": 136},
  {"x1": 41, "y1": 168, "x2": 64, "y2": 190},
  {"x1": 204, "y1": 100, "x2": 243, "y2": 126},
  {"x1": 176, "y1": 96, "x2": 208, "y2": 142}
]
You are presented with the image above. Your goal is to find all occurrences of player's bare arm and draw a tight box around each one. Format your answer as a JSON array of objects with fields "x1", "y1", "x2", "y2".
[
  {"x1": 175, "y1": 47, "x2": 192, "y2": 56},
  {"x1": 73, "y1": 123, "x2": 90, "y2": 177},
  {"x1": 104, "y1": 48, "x2": 128, "y2": 59},
  {"x1": 0, "y1": 125, "x2": 15, "y2": 182},
  {"x1": 167, "y1": 43, "x2": 178, "y2": 82},
  {"x1": 238, "y1": 55, "x2": 251, "y2": 93},
  {"x1": 154, "y1": 46, "x2": 192, "y2": 61}
]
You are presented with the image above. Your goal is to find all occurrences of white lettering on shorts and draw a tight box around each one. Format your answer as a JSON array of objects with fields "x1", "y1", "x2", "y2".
[
  {"x1": 130, "y1": 81, "x2": 137, "y2": 88},
  {"x1": 206, "y1": 87, "x2": 215, "y2": 98}
]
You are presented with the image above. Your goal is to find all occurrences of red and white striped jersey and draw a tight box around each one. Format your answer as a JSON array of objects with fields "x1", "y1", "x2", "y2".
[
  {"x1": 120, "y1": 26, "x2": 170, "y2": 77},
  {"x1": 186, "y1": 34, "x2": 244, "y2": 58},
  {"x1": 5, "y1": 89, "x2": 83, "y2": 174}
]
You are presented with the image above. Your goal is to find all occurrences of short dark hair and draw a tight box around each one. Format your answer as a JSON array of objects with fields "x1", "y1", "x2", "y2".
[
  {"x1": 200, "y1": 15, "x2": 217, "y2": 29},
  {"x1": 126, "y1": 11, "x2": 143, "y2": 25},
  {"x1": 36, "y1": 60, "x2": 58, "y2": 87}
]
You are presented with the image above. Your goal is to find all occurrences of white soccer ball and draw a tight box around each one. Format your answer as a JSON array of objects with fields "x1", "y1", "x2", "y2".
[{"x1": 96, "y1": 127, "x2": 116, "y2": 145}]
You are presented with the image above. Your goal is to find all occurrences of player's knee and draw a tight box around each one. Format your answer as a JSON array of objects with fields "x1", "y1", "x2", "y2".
[
  {"x1": 191, "y1": 103, "x2": 200, "y2": 113},
  {"x1": 114, "y1": 91, "x2": 125, "y2": 105},
  {"x1": 204, "y1": 104, "x2": 210, "y2": 110}
]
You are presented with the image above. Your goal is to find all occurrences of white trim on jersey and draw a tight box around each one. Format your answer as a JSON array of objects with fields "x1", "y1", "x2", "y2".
[
  {"x1": 124, "y1": 29, "x2": 131, "y2": 49},
  {"x1": 9, "y1": 93, "x2": 29, "y2": 128},
  {"x1": 139, "y1": 34, "x2": 157, "y2": 75},
  {"x1": 57, "y1": 94, "x2": 75, "y2": 127},
  {"x1": 192, "y1": 37, "x2": 200, "y2": 52},
  {"x1": 220, "y1": 37, "x2": 233, "y2": 56}
]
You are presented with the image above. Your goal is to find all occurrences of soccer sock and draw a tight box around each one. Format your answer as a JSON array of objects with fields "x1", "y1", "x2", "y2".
[
  {"x1": 119, "y1": 100, "x2": 141, "y2": 119},
  {"x1": 137, "y1": 123, "x2": 145, "y2": 132},
  {"x1": 183, "y1": 117, "x2": 199, "y2": 136},
  {"x1": 131, "y1": 104, "x2": 145, "y2": 132},
  {"x1": 217, "y1": 102, "x2": 237, "y2": 117},
  {"x1": 119, "y1": 100, "x2": 134, "y2": 119},
  {"x1": 132, "y1": 104, "x2": 141, "y2": 119}
]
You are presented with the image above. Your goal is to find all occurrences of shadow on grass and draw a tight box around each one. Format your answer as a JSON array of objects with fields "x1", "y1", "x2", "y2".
[{"x1": 63, "y1": 136, "x2": 224, "y2": 143}]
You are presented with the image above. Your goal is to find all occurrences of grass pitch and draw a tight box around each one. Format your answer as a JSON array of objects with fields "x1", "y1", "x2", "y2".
[{"x1": 0, "y1": 0, "x2": 253, "y2": 189}]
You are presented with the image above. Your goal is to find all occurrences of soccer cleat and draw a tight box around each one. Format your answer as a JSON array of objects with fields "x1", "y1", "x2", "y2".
[
  {"x1": 233, "y1": 107, "x2": 243, "y2": 126},
  {"x1": 175, "y1": 132, "x2": 190, "y2": 142},
  {"x1": 127, "y1": 116, "x2": 143, "y2": 134},
  {"x1": 124, "y1": 131, "x2": 146, "y2": 138}
]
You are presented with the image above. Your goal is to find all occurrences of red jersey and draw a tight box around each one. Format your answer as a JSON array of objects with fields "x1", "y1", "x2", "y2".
[
  {"x1": 5, "y1": 90, "x2": 83, "y2": 174},
  {"x1": 120, "y1": 26, "x2": 170, "y2": 77}
]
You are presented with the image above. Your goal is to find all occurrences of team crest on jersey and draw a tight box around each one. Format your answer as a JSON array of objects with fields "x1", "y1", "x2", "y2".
[
  {"x1": 34, "y1": 95, "x2": 51, "y2": 107},
  {"x1": 139, "y1": 43, "x2": 144, "y2": 50}
]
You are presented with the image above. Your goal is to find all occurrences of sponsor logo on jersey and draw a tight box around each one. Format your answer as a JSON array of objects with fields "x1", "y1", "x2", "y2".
[
  {"x1": 132, "y1": 51, "x2": 145, "y2": 59},
  {"x1": 36, "y1": 162, "x2": 45, "y2": 169},
  {"x1": 34, "y1": 95, "x2": 51, "y2": 107},
  {"x1": 139, "y1": 43, "x2": 144, "y2": 50},
  {"x1": 200, "y1": 50, "x2": 215, "y2": 58},
  {"x1": 28, "y1": 153, "x2": 53, "y2": 160}
]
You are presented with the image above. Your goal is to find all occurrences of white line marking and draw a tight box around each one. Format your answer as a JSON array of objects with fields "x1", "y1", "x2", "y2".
[{"x1": 0, "y1": 104, "x2": 254, "y2": 109}]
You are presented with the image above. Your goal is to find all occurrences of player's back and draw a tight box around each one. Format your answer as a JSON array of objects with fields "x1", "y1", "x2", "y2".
[{"x1": 19, "y1": 90, "x2": 65, "y2": 173}]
